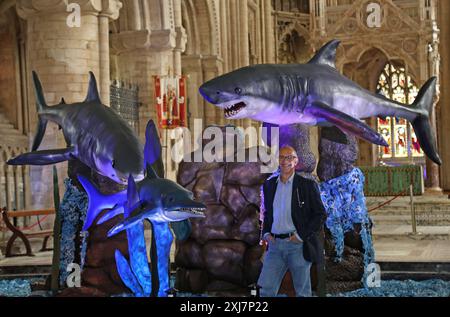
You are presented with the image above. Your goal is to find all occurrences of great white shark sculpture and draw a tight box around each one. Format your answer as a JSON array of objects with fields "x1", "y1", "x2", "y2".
[
  {"x1": 199, "y1": 39, "x2": 441, "y2": 165},
  {"x1": 7, "y1": 71, "x2": 145, "y2": 184}
]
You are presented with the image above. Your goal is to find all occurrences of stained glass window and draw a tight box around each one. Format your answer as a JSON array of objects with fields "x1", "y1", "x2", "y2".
[{"x1": 376, "y1": 62, "x2": 424, "y2": 160}]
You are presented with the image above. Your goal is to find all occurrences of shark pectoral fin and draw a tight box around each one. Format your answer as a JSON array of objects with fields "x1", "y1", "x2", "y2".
[
  {"x1": 262, "y1": 122, "x2": 279, "y2": 147},
  {"x1": 305, "y1": 101, "x2": 388, "y2": 146},
  {"x1": 107, "y1": 214, "x2": 143, "y2": 237},
  {"x1": 7, "y1": 146, "x2": 76, "y2": 166},
  {"x1": 97, "y1": 204, "x2": 124, "y2": 225},
  {"x1": 107, "y1": 202, "x2": 153, "y2": 238}
]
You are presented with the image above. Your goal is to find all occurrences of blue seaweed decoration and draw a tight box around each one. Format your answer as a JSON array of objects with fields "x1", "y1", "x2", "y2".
[
  {"x1": 114, "y1": 175, "x2": 152, "y2": 297},
  {"x1": 151, "y1": 222, "x2": 174, "y2": 296},
  {"x1": 319, "y1": 168, "x2": 375, "y2": 284}
]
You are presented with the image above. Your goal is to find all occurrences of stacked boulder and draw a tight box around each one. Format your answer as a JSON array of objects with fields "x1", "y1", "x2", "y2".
[{"x1": 175, "y1": 128, "x2": 270, "y2": 293}]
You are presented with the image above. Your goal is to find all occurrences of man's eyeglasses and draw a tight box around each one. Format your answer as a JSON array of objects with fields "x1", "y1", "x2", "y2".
[{"x1": 279, "y1": 155, "x2": 297, "y2": 162}]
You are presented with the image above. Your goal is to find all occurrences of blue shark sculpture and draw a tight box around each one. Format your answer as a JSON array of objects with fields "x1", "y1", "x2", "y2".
[
  {"x1": 7, "y1": 71, "x2": 145, "y2": 184},
  {"x1": 79, "y1": 120, "x2": 206, "y2": 296},
  {"x1": 199, "y1": 39, "x2": 441, "y2": 165}
]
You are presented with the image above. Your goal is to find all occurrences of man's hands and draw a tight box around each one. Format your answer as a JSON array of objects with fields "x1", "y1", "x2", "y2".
[
  {"x1": 289, "y1": 234, "x2": 302, "y2": 243},
  {"x1": 264, "y1": 233, "x2": 274, "y2": 243}
]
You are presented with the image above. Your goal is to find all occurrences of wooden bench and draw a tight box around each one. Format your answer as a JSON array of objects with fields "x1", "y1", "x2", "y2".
[{"x1": 1, "y1": 207, "x2": 55, "y2": 257}]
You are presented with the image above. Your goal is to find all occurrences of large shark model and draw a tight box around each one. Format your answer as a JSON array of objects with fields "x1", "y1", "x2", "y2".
[
  {"x1": 7, "y1": 71, "x2": 145, "y2": 183},
  {"x1": 199, "y1": 40, "x2": 441, "y2": 165}
]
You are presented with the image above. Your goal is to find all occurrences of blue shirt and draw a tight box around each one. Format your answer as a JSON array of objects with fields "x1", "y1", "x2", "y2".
[{"x1": 271, "y1": 173, "x2": 297, "y2": 235}]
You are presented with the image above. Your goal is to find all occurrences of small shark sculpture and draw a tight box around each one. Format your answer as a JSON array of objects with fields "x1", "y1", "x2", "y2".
[
  {"x1": 7, "y1": 71, "x2": 145, "y2": 183},
  {"x1": 78, "y1": 166, "x2": 206, "y2": 236},
  {"x1": 199, "y1": 39, "x2": 441, "y2": 165}
]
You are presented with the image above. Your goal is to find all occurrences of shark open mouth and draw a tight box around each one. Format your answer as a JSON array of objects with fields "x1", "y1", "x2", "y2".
[
  {"x1": 224, "y1": 102, "x2": 246, "y2": 118},
  {"x1": 174, "y1": 207, "x2": 206, "y2": 216}
]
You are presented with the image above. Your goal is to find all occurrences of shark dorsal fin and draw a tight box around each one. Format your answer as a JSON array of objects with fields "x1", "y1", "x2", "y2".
[
  {"x1": 308, "y1": 39, "x2": 340, "y2": 69},
  {"x1": 60, "y1": 97, "x2": 66, "y2": 104},
  {"x1": 125, "y1": 174, "x2": 140, "y2": 217},
  {"x1": 146, "y1": 164, "x2": 160, "y2": 179},
  {"x1": 84, "y1": 71, "x2": 102, "y2": 103}
]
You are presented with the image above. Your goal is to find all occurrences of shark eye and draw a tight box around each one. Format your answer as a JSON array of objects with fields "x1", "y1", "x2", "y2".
[
  {"x1": 235, "y1": 87, "x2": 242, "y2": 95},
  {"x1": 168, "y1": 196, "x2": 174, "y2": 203}
]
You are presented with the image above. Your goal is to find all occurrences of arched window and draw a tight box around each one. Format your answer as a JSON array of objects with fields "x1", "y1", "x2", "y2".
[{"x1": 376, "y1": 62, "x2": 424, "y2": 162}]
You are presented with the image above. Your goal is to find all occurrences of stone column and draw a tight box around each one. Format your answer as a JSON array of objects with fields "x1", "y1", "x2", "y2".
[
  {"x1": 424, "y1": 22, "x2": 442, "y2": 193},
  {"x1": 16, "y1": 0, "x2": 122, "y2": 208},
  {"x1": 438, "y1": 0, "x2": 450, "y2": 191},
  {"x1": 239, "y1": 0, "x2": 252, "y2": 130},
  {"x1": 182, "y1": 55, "x2": 204, "y2": 130},
  {"x1": 263, "y1": 0, "x2": 275, "y2": 63},
  {"x1": 98, "y1": 15, "x2": 110, "y2": 105},
  {"x1": 201, "y1": 56, "x2": 223, "y2": 127},
  {"x1": 220, "y1": 0, "x2": 229, "y2": 73},
  {"x1": 173, "y1": 0, "x2": 185, "y2": 77}
]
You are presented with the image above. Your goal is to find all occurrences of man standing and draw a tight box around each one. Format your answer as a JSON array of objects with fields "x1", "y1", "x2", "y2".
[{"x1": 258, "y1": 145, "x2": 326, "y2": 297}]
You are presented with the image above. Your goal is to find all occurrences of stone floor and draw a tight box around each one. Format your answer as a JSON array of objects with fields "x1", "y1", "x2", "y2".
[
  {"x1": 1, "y1": 192, "x2": 450, "y2": 268},
  {"x1": 1, "y1": 234, "x2": 449, "y2": 269},
  {"x1": 374, "y1": 238, "x2": 450, "y2": 262},
  {"x1": 0, "y1": 250, "x2": 52, "y2": 267}
]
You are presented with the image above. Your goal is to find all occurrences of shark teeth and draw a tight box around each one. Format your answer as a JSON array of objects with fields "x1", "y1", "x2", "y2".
[
  {"x1": 224, "y1": 102, "x2": 246, "y2": 118},
  {"x1": 176, "y1": 207, "x2": 206, "y2": 215}
]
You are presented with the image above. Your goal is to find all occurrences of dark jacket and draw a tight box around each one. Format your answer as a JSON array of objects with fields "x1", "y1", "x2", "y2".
[{"x1": 262, "y1": 173, "x2": 327, "y2": 263}]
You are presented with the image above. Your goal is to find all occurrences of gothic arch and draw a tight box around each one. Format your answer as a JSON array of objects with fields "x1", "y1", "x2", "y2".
[
  {"x1": 343, "y1": 47, "x2": 389, "y2": 91},
  {"x1": 112, "y1": 0, "x2": 164, "y2": 33},
  {"x1": 0, "y1": 7, "x2": 22, "y2": 130},
  {"x1": 181, "y1": 0, "x2": 200, "y2": 55},
  {"x1": 279, "y1": 21, "x2": 311, "y2": 44},
  {"x1": 180, "y1": 0, "x2": 221, "y2": 57},
  {"x1": 344, "y1": 43, "x2": 419, "y2": 84},
  {"x1": 278, "y1": 22, "x2": 313, "y2": 63}
]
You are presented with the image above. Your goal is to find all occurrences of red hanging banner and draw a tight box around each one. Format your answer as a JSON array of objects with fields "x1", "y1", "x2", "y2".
[{"x1": 154, "y1": 75, "x2": 187, "y2": 129}]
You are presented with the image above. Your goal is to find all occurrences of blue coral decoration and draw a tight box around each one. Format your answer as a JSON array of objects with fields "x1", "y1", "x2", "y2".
[
  {"x1": 319, "y1": 168, "x2": 375, "y2": 284},
  {"x1": 114, "y1": 176, "x2": 152, "y2": 297}
]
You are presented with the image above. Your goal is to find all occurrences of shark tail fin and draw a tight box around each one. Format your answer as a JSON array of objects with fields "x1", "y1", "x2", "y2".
[
  {"x1": 31, "y1": 71, "x2": 49, "y2": 151},
  {"x1": 410, "y1": 77, "x2": 441, "y2": 165},
  {"x1": 78, "y1": 174, "x2": 115, "y2": 231}
]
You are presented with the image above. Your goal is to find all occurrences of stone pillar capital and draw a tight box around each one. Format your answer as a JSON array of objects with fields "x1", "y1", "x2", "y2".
[
  {"x1": 175, "y1": 26, "x2": 187, "y2": 53},
  {"x1": 111, "y1": 29, "x2": 178, "y2": 54},
  {"x1": 16, "y1": 0, "x2": 122, "y2": 20},
  {"x1": 110, "y1": 30, "x2": 151, "y2": 54},
  {"x1": 201, "y1": 56, "x2": 223, "y2": 74}
]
